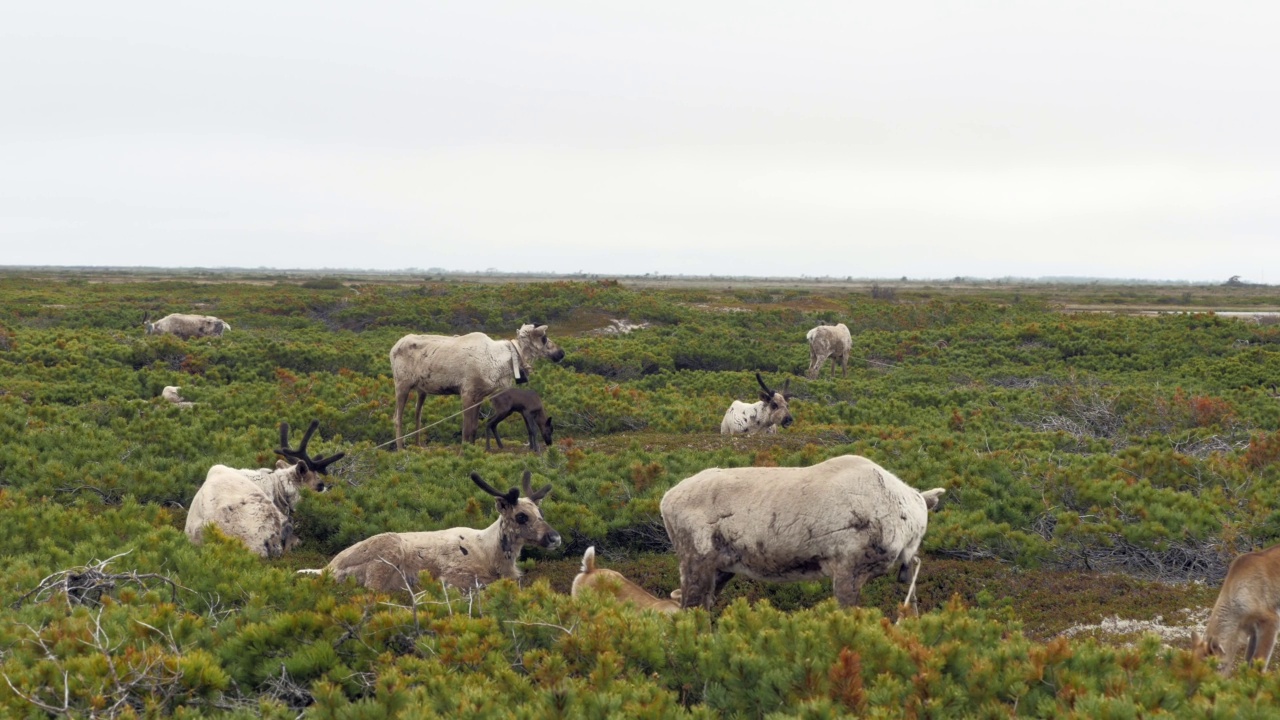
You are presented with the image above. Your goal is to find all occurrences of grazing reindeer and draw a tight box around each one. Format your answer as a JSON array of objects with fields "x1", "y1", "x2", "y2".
[
  {"x1": 390, "y1": 324, "x2": 565, "y2": 449},
  {"x1": 806, "y1": 322, "x2": 852, "y2": 379},
  {"x1": 185, "y1": 420, "x2": 344, "y2": 557},
  {"x1": 143, "y1": 311, "x2": 231, "y2": 339},
  {"x1": 1193, "y1": 543, "x2": 1280, "y2": 674},
  {"x1": 300, "y1": 470, "x2": 561, "y2": 592},
  {"x1": 661, "y1": 454, "x2": 944, "y2": 610},
  {"x1": 571, "y1": 546, "x2": 681, "y2": 614},
  {"x1": 485, "y1": 388, "x2": 554, "y2": 453},
  {"x1": 720, "y1": 373, "x2": 793, "y2": 435}
]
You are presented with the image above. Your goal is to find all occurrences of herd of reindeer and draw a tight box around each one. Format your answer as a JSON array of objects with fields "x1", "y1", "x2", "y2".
[{"x1": 144, "y1": 310, "x2": 1279, "y2": 675}]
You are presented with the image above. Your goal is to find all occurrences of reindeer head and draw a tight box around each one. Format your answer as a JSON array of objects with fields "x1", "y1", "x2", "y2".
[
  {"x1": 540, "y1": 415, "x2": 555, "y2": 450},
  {"x1": 756, "y1": 373, "x2": 794, "y2": 428},
  {"x1": 142, "y1": 311, "x2": 158, "y2": 335},
  {"x1": 517, "y1": 324, "x2": 566, "y2": 363},
  {"x1": 275, "y1": 420, "x2": 345, "y2": 492},
  {"x1": 470, "y1": 470, "x2": 561, "y2": 550},
  {"x1": 1190, "y1": 632, "x2": 1223, "y2": 663}
]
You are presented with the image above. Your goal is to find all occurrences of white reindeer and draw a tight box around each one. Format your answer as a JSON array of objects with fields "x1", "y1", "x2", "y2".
[
  {"x1": 185, "y1": 421, "x2": 344, "y2": 558},
  {"x1": 806, "y1": 322, "x2": 851, "y2": 379},
  {"x1": 299, "y1": 471, "x2": 561, "y2": 592},
  {"x1": 660, "y1": 454, "x2": 945, "y2": 609},
  {"x1": 390, "y1": 324, "x2": 565, "y2": 449},
  {"x1": 161, "y1": 386, "x2": 195, "y2": 409},
  {"x1": 720, "y1": 373, "x2": 793, "y2": 435},
  {"x1": 143, "y1": 311, "x2": 231, "y2": 339},
  {"x1": 571, "y1": 546, "x2": 681, "y2": 614}
]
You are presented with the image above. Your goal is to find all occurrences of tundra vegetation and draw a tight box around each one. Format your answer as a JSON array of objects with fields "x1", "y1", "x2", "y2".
[{"x1": 3, "y1": 271, "x2": 1280, "y2": 716}]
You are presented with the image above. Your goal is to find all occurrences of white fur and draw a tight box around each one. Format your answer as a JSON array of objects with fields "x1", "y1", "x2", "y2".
[
  {"x1": 301, "y1": 495, "x2": 560, "y2": 592},
  {"x1": 185, "y1": 461, "x2": 309, "y2": 558},
  {"x1": 145, "y1": 313, "x2": 231, "y2": 339},
  {"x1": 660, "y1": 455, "x2": 944, "y2": 609},
  {"x1": 161, "y1": 386, "x2": 194, "y2": 409},
  {"x1": 720, "y1": 395, "x2": 790, "y2": 435},
  {"x1": 806, "y1": 323, "x2": 852, "y2": 379}
]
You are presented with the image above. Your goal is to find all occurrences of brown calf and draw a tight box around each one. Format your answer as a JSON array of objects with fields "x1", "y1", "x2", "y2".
[
  {"x1": 571, "y1": 546, "x2": 681, "y2": 614},
  {"x1": 485, "y1": 388, "x2": 554, "y2": 453}
]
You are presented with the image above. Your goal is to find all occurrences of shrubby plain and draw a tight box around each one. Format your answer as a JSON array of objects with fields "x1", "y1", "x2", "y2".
[{"x1": 2, "y1": 272, "x2": 1280, "y2": 717}]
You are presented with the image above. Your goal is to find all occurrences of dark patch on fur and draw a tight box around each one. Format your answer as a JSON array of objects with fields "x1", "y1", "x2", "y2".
[{"x1": 459, "y1": 545, "x2": 469, "y2": 555}]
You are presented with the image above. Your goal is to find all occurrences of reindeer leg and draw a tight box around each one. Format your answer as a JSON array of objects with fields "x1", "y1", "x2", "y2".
[
  {"x1": 487, "y1": 408, "x2": 513, "y2": 450},
  {"x1": 413, "y1": 392, "x2": 427, "y2": 447},
  {"x1": 521, "y1": 409, "x2": 538, "y2": 452},
  {"x1": 461, "y1": 392, "x2": 481, "y2": 444},
  {"x1": 1251, "y1": 613, "x2": 1280, "y2": 670},
  {"x1": 393, "y1": 384, "x2": 410, "y2": 451},
  {"x1": 830, "y1": 565, "x2": 871, "y2": 608},
  {"x1": 678, "y1": 556, "x2": 718, "y2": 610}
]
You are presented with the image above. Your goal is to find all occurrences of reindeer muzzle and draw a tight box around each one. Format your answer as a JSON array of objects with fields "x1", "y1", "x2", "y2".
[
  {"x1": 782, "y1": 416, "x2": 794, "y2": 428},
  {"x1": 542, "y1": 531, "x2": 562, "y2": 549},
  {"x1": 551, "y1": 348, "x2": 565, "y2": 362}
]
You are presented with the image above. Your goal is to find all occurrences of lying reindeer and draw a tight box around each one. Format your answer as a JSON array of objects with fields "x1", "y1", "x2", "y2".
[
  {"x1": 571, "y1": 546, "x2": 681, "y2": 614},
  {"x1": 485, "y1": 388, "x2": 554, "y2": 454},
  {"x1": 300, "y1": 470, "x2": 560, "y2": 592}
]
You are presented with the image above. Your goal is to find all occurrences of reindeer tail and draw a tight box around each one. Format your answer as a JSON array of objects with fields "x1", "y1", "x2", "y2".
[{"x1": 580, "y1": 546, "x2": 597, "y2": 574}]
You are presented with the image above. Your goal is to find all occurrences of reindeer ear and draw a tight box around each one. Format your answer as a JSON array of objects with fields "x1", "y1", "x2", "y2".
[{"x1": 921, "y1": 488, "x2": 946, "y2": 510}]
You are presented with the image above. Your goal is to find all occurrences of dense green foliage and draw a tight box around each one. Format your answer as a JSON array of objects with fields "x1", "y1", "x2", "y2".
[{"x1": 2, "y1": 274, "x2": 1280, "y2": 716}]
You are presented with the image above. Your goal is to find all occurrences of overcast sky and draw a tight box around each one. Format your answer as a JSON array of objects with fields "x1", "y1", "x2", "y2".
[{"x1": 2, "y1": 2, "x2": 1278, "y2": 281}]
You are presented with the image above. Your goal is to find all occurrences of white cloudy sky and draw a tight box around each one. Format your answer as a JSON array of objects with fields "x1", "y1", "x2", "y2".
[{"x1": 2, "y1": 2, "x2": 1278, "y2": 281}]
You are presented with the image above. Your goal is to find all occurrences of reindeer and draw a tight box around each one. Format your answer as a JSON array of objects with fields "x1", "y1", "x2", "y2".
[
  {"x1": 143, "y1": 311, "x2": 231, "y2": 339},
  {"x1": 161, "y1": 386, "x2": 195, "y2": 409},
  {"x1": 390, "y1": 324, "x2": 565, "y2": 450},
  {"x1": 720, "y1": 373, "x2": 793, "y2": 435},
  {"x1": 806, "y1": 322, "x2": 852, "y2": 379},
  {"x1": 571, "y1": 546, "x2": 681, "y2": 614},
  {"x1": 185, "y1": 420, "x2": 344, "y2": 557},
  {"x1": 485, "y1": 388, "x2": 554, "y2": 453},
  {"x1": 1193, "y1": 543, "x2": 1280, "y2": 674},
  {"x1": 661, "y1": 454, "x2": 944, "y2": 609},
  {"x1": 299, "y1": 470, "x2": 561, "y2": 592}
]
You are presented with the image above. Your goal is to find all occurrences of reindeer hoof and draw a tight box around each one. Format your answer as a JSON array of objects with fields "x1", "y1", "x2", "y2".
[{"x1": 516, "y1": 375, "x2": 528, "y2": 385}]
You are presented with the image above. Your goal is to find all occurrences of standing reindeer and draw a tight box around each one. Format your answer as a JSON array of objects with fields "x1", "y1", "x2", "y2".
[
  {"x1": 485, "y1": 388, "x2": 554, "y2": 453},
  {"x1": 1193, "y1": 543, "x2": 1280, "y2": 674},
  {"x1": 390, "y1": 324, "x2": 565, "y2": 450},
  {"x1": 806, "y1": 322, "x2": 851, "y2": 379}
]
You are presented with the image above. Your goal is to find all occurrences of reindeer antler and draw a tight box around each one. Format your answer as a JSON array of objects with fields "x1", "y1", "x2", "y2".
[
  {"x1": 470, "y1": 472, "x2": 519, "y2": 505},
  {"x1": 276, "y1": 420, "x2": 346, "y2": 475},
  {"x1": 521, "y1": 470, "x2": 553, "y2": 502},
  {"x1": 756, "y1": 372, "x2": 773, "y2": 396}
]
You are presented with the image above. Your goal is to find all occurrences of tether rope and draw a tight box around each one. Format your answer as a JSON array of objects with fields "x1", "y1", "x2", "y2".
[{"x1": 371, "y1": 387, "x2": 512, "y2": 451}]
